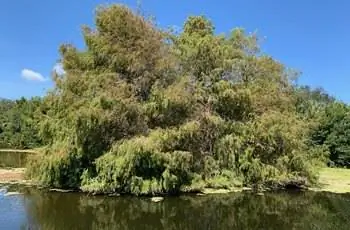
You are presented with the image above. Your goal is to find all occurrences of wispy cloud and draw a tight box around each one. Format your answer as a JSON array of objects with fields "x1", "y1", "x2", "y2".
[
  {"x1": 53, "y1": 63, "x2": 65, "y2": 75},
  {"x1": 21, "y1": 69, "x2": 47, "y2": 82}
]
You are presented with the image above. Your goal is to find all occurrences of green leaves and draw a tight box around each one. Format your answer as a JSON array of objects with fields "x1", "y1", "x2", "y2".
[
  {"x1": 25, "y1": 4, "x2": 327, "y2": 193},
  {"x1": 311, "y1": 102, "x2": 350, "y2": 167},
  {"x1": 0, "y1": 97, "x2": 43, "y2": 149}
]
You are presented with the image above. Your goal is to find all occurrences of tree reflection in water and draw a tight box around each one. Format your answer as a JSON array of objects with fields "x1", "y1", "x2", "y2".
[{"x1": 17, "y1": 189, "x2": 350, "y2": 230}]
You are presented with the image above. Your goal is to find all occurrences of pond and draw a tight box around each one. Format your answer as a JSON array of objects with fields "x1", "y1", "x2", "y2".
[
  {"x1": 0, "y1": 185, "x2": 350, "y2": 230},
  {"x1": 0, "y1": 151, "x2": 29, "y2": 168}
]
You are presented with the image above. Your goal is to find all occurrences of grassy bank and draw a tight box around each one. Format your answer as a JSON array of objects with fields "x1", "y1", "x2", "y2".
[
  {"x1": 2, "y1": 164, "x2": 350, "y2": 194},
  {"x1": 312, "y1": 168, "x2": 350, "y2": 193}
]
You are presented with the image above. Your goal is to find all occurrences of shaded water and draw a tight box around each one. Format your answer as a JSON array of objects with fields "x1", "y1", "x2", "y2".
[
  {"x1": 0, "y1": 151, "x2": 29, "y2": 168},
  {"x1": 0, "y1": 185, "x2": 350, "y2": 230}
]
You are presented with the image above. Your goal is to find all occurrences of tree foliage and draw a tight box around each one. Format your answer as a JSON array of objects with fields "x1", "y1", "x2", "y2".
[
  {"x1": 0, "y1": 97, "x2": 43, "y2": 149},
  {"x1": 310, "y1": 102, "x2": 350, "y2": 167},
  {"x1": 26, "y1": 4, "x2": 331, "y2": 194},
  {"x1": 293, "y1": 85, "x2": 350, "y2": 168}
]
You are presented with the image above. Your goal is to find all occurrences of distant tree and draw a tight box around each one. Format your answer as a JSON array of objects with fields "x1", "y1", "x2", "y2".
[
  {"x1": 311, "y1": 102, "x2": 350, "y2": 167},
  {"x1": 0, "y1": 97, "x2": 43, "y2": 149}
]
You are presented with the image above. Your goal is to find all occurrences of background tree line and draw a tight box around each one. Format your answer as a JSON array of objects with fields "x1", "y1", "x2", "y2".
[
  {"x1": 294, "y1": 86, "x2": 350, "y2": 168},
  {"x1": 0, "y1": 97, "x2": 43, "y2": 149}
]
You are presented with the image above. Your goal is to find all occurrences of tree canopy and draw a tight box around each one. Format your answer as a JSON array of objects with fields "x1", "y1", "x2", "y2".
[{"x1": 0, "y1": 4, "x2": 337, "y2": 194}]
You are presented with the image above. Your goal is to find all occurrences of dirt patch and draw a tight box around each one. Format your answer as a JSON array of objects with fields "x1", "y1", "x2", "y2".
[{"x1": 0, "y1": 168, "x2": 25, "y2": 182}]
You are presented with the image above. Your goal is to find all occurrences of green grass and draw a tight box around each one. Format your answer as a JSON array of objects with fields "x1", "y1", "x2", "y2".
[{"x1": 312, "y1": 167, "x2": 350, "y2": 193}]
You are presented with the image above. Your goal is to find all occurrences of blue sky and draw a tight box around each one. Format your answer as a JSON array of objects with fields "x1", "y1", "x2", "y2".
[{"x1": 1, "y1": 1, "x2": 349, "y2": 102}]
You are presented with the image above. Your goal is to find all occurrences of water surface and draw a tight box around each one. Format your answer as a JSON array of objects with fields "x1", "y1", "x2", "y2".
[{"x1": 0, "y1": 185, "x2": 349, "y2": 230}]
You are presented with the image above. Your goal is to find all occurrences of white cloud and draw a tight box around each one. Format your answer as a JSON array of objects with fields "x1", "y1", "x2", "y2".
[
  {"x1": 53, "y1": 63, "x2": 65, "y2": 75},
  {"x1": 21, "y1": 69, "x2": 47, "y2": 82}
]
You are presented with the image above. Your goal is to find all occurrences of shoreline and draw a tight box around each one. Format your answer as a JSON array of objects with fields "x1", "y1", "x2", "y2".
[
  {"x1": 0, "y1": 168, "x2": 29, "y2": 184},
  {"x1": 1, "y1": 167, "x2": 349, "y2": 195}
]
